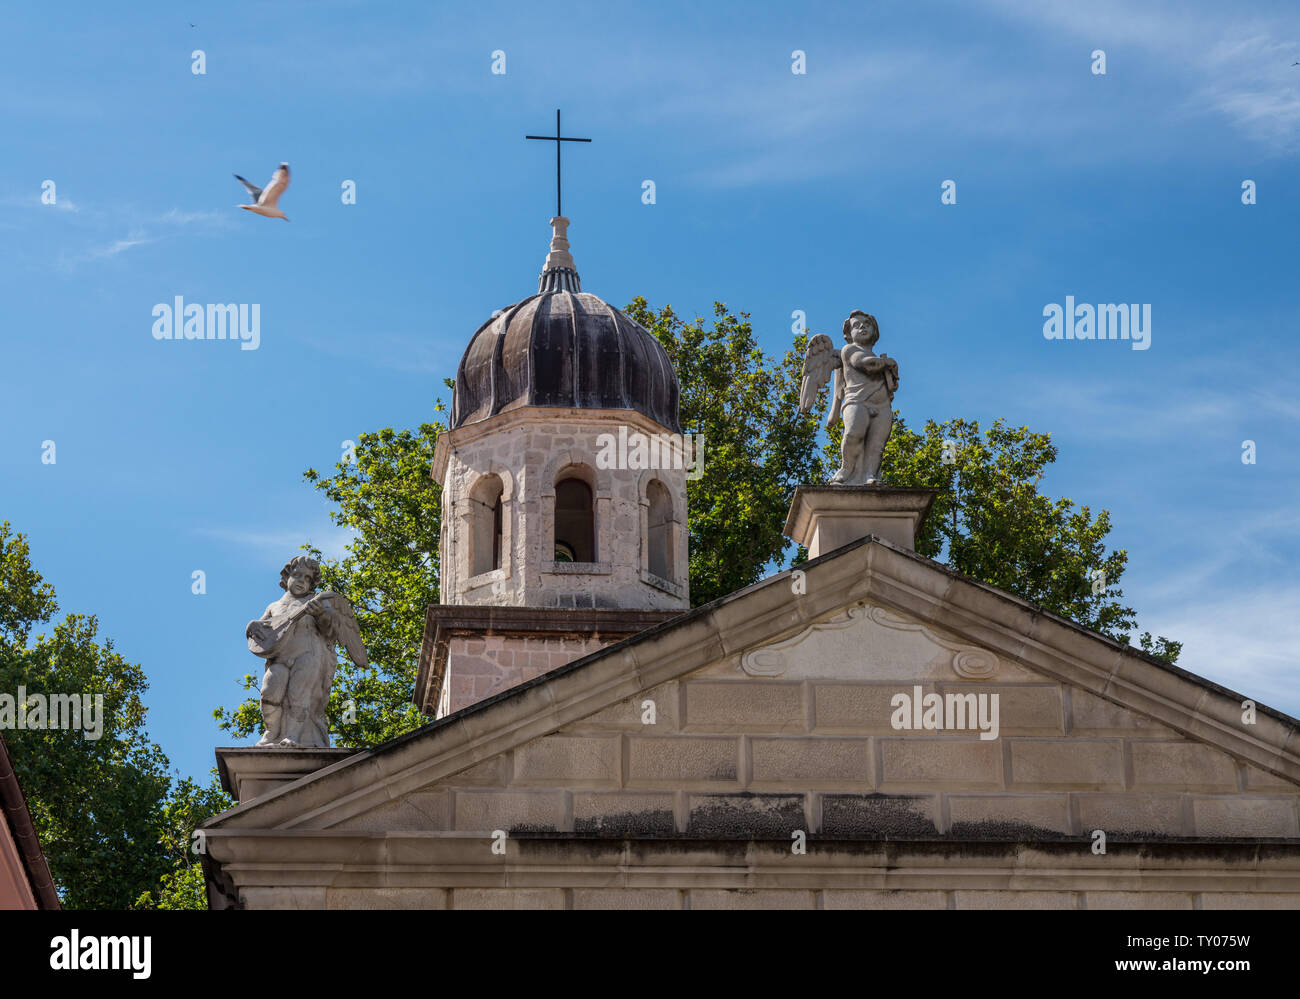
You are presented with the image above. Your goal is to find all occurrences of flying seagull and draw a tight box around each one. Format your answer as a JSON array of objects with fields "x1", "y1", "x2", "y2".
[{"x1": 234, "y1": 163, "x2": 291, "y2": 221}]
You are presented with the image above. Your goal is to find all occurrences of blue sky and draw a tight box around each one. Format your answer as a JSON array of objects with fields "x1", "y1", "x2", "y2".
[{"x1": 1, "y1": 0, "x2": 1297, "y2": 783}]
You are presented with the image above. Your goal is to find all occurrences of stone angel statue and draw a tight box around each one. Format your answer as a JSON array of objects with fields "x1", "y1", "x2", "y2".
[
  {"x1": 799, "y1": 310, "x2": 898, "y2": 485},
  {"x1": 245, "y1": 555, "x2": 368, "y2": 748}
]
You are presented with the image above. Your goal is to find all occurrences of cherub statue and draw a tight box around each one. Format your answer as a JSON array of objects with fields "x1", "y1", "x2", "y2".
[
  {"x1": 245, "y1": 555, "x2": 367, "y2": 748},
  {"x1": 799, "y1": 310, "x2": 898, "y2": 485}
]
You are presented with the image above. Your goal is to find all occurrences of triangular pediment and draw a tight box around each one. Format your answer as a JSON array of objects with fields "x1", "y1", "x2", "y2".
[{"x1": 205, "y1": 537, "x2": 1300, "y2": 841}]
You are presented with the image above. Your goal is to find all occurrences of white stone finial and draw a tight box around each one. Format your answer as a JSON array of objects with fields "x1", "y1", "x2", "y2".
[
  {"x1": 544, "y1": 216, "x2": 575, "y2": 271},
  {"x1": 538, "y1": 216, "x2": 581, "y2": 293}
]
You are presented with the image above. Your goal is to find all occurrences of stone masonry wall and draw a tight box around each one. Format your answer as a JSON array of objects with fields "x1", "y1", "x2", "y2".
[
  {"x1": 410, "y1": 675, "x2": 1300, "y2": 844},
  {"x1": 442, "y1": 633, "x2": 616, "y2": 715},
  {"x1": 317, "y1": 666, "x2": 1300, "y2": 909},
  {"x1": 439, "y1": 409, "x2": 690, "y2": 612}
]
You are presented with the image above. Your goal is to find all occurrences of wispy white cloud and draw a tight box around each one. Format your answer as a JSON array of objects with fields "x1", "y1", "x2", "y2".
[
  {"x1": 196, "y1": 525, "x2": 355, "y2": 563},
  {"x1": 982, "y1": 0, "x2": 1300, "y2": 151},
  {"x1": 639, "y1": 0, "x2": 1300, "y2": 190},
  {"x1": 1142, "y1": 582, "x2": 1300, "y2": 718},
  {"x1": 1023, "y1": 380, "x2": 1232, "y2": 442},
  {"x1": 55, "y1": 227, "x2": 155, "y2": 270},
  {"x1": 2, "y1": 192, "x2": 80, "y2": 213},
  {"x1": 648, "y1": 49, "x2": 1089, "y2": 189},
  {"x1": 1138, "y1": 505, "x2": 1300, "y2": 601},
  {"x1": 46, "y1": 202, "x2": 235, "y2": 271},
  {"x1": 93, "y1": 232, "x2": 153, "y2": 257},
  {"x1": 295, "y1": 329, "x2": 458, "y2": 376},
  {"x1": 157, "y1": 207, "x2": 236, "y2": 230},
  {"x1": 1022, "y1": 365, "x2": 1300, "y2": 443},
  {"x1": 573, "y1": 0, "x2": 1299, "y2": 192},
  {"x1": 1248, "y1": 389, "x2": 1300, "y2": 423}
]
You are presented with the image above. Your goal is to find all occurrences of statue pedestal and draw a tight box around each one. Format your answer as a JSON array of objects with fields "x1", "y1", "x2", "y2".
[
  {"x1": 784, "y1": 485, "x2": 938, "y2": 557},
  {"x1": 216, "y1": 746, "x2": 357, "y2": 804}
]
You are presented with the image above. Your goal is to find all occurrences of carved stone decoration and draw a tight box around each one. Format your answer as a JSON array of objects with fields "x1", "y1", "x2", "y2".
[
  {"x1": 737, "y1": 602, "x2": 1001, "y2": 681},
  {"x1": 245, "y1": 555, "x2": 369, "y2": 749},
  {"x1": 741, "y1": 606, "x2": 869, "y2": 675},
  {"x1": 865, "y1": 606, "x2": 1000, "y2": 679}
]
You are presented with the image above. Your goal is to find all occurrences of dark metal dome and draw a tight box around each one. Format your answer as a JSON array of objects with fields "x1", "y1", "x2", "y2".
[{"x1": 451, "y1": 219, "x2": 681, "y2": 434}]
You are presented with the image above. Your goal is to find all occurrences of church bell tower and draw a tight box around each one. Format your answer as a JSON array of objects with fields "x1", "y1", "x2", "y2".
[{"x1": 416, "y1": 215, "x2": 692, "y2": 717}]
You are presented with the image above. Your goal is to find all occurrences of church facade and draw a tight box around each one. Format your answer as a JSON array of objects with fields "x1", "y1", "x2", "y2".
[{"x1": 203, "y1": 220, "x2": 1300, "y2": 910}]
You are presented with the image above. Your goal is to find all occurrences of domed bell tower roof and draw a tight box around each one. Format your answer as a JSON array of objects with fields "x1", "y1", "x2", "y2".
[{"x1": 451, "y1": 218, "x2": 682, "y2": 434}]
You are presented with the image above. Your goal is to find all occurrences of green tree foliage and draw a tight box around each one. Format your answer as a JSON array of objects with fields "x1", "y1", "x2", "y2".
[
  {"x1": 839, "y1": 415, "x2": 1179, "y2": 662},
  {"x1": 1137, "y1": 630, "x2": 1183, "y2": 665},
  {"x1": 0, "y1": 522, "x2": 58, "y2": 644},
  {"x1": 133, "y1": 772, "x2": 233, "y2": 909},
  {"x1": 141, "y1": 863, "x2": 206, "y2": 910},
  {"x1": 0, "y1": 522, "x2": 221, "y2": 908}
]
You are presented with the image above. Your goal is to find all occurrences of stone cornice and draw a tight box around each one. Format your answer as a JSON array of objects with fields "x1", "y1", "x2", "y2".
[{"x1": 203, "y1": 831, "x2": 1300, "y2": 896}]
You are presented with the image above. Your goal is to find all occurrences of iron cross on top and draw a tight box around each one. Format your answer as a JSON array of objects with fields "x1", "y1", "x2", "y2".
[{"x1": 525, "y1": 109, "x2": 591, "y2": 218}]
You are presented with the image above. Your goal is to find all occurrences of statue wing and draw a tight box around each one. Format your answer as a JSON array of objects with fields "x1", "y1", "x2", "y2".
[
  {"x1": 320, "y1": 591, "x2": 369, "y2": 668},
  {"x1": 798, "y1": 334, "x2": 840, "y2": 414}
]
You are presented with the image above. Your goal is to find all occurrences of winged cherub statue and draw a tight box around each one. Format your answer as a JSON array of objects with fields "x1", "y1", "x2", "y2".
[
  {"x1": 799, "y1": 310, "x2": 899, "y2": 485},
  {"x1": 245, "y1": 555, "x2": 368, "y2": 748}
]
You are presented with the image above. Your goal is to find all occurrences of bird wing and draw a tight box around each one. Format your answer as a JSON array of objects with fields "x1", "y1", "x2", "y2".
[
  {"x1": 798, "y1": 333, "x2": 840, "y2": 414},
  {"x1": 258, "y1": 164, "x2": 290, "y2": 207},
  {"x1": 233, "y1": 174, "x2": 263, "y2": 204}
]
